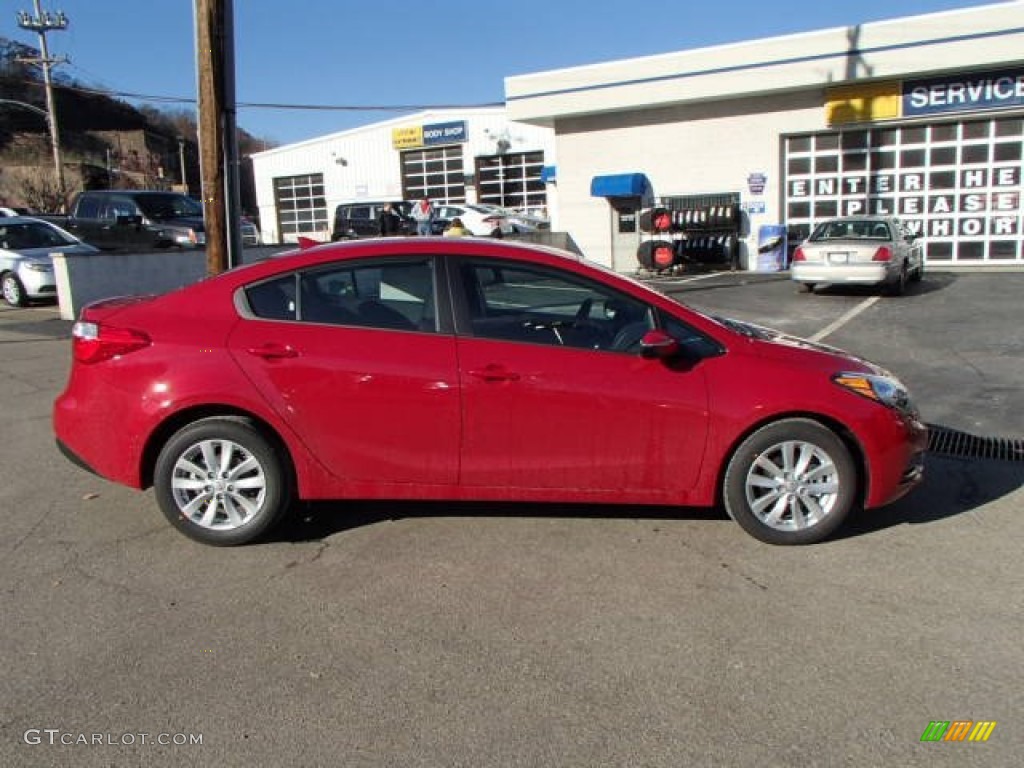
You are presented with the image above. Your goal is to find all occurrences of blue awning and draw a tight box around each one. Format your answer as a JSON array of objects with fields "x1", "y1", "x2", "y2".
[
  {"x1": 590, "y1": 173, "x2": 649, "y2": 198},
  {"x1": 540, "y1": 165, "x2": 557, "y2": 183}
]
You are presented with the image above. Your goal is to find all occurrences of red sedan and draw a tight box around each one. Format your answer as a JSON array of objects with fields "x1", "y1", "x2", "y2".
[{"x1": 53, "y1": 238, "x2": 926, "y2": 546}]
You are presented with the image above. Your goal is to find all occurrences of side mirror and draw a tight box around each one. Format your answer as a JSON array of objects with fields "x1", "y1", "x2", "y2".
[{"x1": 640, "y1": 329, "x2": 680, "y2": 359}]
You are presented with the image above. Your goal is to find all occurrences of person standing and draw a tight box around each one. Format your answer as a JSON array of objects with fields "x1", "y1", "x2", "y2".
[
  {"x1": 410, "y1": 197, "x2": 435, "y2": 236},
  {"x1": 378, "y1": 203, "x2": 402, "y2": 236}
]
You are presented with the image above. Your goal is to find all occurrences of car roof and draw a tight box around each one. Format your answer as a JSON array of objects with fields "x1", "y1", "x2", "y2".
[
  {"x1": 224, "y1": 237, "x2": 583, "y2": 283},
  {"x1": 83, "y1": 190, "x2": 190, "y2": 198}
]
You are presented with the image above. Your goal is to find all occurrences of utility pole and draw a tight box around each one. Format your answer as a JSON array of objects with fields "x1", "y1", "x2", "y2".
[
  {"x1": 16, "y1": 0, "x2": 68, "y2": 209},
  {"x1": 195, "y1": 0, "x2": 241, "y2": 275}
]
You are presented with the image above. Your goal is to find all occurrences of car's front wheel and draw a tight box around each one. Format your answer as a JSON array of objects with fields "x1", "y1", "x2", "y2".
[
  {"x1": 722, "y1": 419, "x2": 857, "y2": 545},
  {"x1": 154, "y1": 417, "x2": 291, "y2": 545},
  {"x1": 2, "y1": 272, "x2": 27, "y2": 307}
]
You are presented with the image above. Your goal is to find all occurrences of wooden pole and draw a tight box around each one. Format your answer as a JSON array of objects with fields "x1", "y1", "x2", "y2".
[{"x1": 195, "y1": 0, "x2": 226, "y2": 275}]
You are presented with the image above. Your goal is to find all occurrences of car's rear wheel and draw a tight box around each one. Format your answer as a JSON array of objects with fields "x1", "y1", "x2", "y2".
[
  {"x1": 798, "y1": 282, "x2": 816, "y2": 294},
  {"x1": 154, "y1": 417, "x2": 291, "y2": 546},
  {"x1": 722, "y1": 419, "x2": 857, "y2": 545},
  {"x1": 887, "y1": 264, "x2": 908, "y2": 296},
  {"x1": 2, "y1": 272, "x2": 27, "y2": 307}
]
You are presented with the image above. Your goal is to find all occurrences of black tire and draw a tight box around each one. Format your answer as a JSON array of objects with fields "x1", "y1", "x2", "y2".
[
  {"x1": 910, "y1": 260, "x2": 924, "y2": 283},
  {"x1": 798, "y1": 282, "x2": 816, "y2": 294},
  {"x1": 2, "y1": 272, "x2": 27, "y2": 307},
  {"x1": 154, "y1": 417, "x2": 292, "y2": 546},
  {"x1": 722, "y1": 418, "x2": 857, "y2": 545},
  {"x1": 887, "y1": 264, "x2": 908, "y2": 296}
]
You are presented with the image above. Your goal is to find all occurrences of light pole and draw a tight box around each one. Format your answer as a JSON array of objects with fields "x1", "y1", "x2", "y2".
[
  {"x1": 177, "y1": 137, "x2": 189, "y2": 195},
  {"x1": 16, "y1": 0, "x2": 68, "y2": 207}
]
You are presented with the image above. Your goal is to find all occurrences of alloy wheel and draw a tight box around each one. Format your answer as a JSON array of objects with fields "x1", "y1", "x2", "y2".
[
  {"x1": 170, "y1": 438, "x2": 267, "y2": 531},
  {"x1": 743, "y1": 439, "x2": 840, "y2": 532}
]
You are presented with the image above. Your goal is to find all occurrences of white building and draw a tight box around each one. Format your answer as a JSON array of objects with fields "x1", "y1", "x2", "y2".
[
  {"x1": 506, "y1": 2, "x2": 1024, "y2": 271},
  {"x1": 251, "y1": 107, "x2": 556, "y2": 244}
]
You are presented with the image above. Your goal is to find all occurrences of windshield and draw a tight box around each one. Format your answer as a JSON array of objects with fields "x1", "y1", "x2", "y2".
[
  {"x1": 134, "y1": 194, "x2": 204, "y2": 220},
  {"x1": 810, "y1": 220, "x2": 892, "y2": 241},
  {"x1": 0, "y1": 221, "x2": 77, "y2": 250}
]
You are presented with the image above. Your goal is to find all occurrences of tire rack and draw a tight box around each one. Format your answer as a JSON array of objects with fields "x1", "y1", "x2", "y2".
[{"x1": 636, "y1": 192, "x2": 742, "y2": 275}]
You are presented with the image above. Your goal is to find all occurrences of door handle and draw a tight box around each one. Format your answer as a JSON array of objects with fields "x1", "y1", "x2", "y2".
[
  {"x1": 247, "y1": 343, "x2": 299, "y2": 360},
  {"x1": 468, "y1": 364, "x2": 520, "y2": 382}
]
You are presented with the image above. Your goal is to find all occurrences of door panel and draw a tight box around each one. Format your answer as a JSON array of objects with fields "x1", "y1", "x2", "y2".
[
  {"x1": 457, "y1": 337, "x2": 709, "y2": 494},
  {"x1": 229, "y1": 258, "x2": 459, "y2": 486},
  {"x1": 450, "y1": 258, "x2": 710, "y2": 495},
  {"x1": 230, "y1": 320, "x2": 460, "y2": 485}
]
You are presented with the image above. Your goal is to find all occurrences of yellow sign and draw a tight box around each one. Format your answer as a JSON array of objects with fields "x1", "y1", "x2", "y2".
[
  {"x1": 391, "y1": 125, "x2": 423, "y2": 149},
  {"x1": 825, "y1": 82, "x2": 901, "y2": 126}
]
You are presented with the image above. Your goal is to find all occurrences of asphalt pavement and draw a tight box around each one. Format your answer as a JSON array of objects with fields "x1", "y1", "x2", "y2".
[{"x1": 1, "y1": 270, "x2": 1021, "y2": 767}]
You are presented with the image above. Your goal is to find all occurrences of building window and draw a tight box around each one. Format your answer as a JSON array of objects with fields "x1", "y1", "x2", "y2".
[
  {"x1": 475, "y1": 151, "x2": 546, "y2": 209},
  {"x1": 273, "y1": 173, "x2": 327, "y2": 242},
  {"x1": 401, "y1": 147, "x2": 465, "y2": 202}
]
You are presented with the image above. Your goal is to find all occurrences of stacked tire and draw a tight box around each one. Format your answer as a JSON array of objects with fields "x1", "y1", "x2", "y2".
[
  {"x1": 636, "y1": 240, "x2": 677, "y2": 271},
  {"x1": 637, "y1": 207, "x2": 678, "y2": 273}
]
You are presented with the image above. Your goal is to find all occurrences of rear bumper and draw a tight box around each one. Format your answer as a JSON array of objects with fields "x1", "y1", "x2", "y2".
[
  {"x1": 56, "y1": 437, "x2": 102, "y2": 478},
  {"x1": 792, "y1": 262, "x2": 893, "y2": 285}
]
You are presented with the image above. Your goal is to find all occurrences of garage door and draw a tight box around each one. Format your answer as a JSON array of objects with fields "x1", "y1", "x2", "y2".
[{"x1": 784, "y1": 116, "x2": 1023, "y2": 264}]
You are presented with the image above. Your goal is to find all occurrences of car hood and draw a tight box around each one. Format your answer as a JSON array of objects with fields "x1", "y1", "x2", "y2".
[{"x1": 715, "y1": 316, "x2": 884, "y2": 375}]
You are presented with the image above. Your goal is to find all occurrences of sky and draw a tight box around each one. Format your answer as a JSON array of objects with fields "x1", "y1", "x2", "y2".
[{"x1": 0, "y1": 0, "x2": 1009, "y2": 147}]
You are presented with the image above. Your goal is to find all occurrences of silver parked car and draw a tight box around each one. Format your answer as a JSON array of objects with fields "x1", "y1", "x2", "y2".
[
  {"x1": 791, "y1": 216, "x2": 924, "y2": 295},
  {"x1": 0, "y1": 217, "x2": 99, "y2": 307}
]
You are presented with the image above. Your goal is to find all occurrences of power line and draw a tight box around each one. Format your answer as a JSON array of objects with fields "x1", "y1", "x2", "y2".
[{"x1": 10, "y1": 76, "x2": 505, "y2": 113}]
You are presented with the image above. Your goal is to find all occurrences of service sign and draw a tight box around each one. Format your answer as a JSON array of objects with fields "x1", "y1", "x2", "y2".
[{"x1": 903, "y1": 68, "x2": 1024, "y2": 118}]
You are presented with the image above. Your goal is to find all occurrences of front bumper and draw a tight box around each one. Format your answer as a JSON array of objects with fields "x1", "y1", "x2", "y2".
[{"x1": 19, "y1": 266, "x2": 57, "y2": 299}]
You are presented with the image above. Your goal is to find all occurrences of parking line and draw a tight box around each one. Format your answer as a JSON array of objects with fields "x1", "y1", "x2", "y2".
[
  {"x1": 650, "y1": 272, "x2": 724, "y2": 285},
  {"x1": 809, "y1": 296, "x2": 880, "y2": 342}
]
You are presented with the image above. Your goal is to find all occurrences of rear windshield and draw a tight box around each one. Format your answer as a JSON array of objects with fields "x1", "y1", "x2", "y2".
[{"x1": 810, "y1": 220, "x2": 891, "y2": 241}]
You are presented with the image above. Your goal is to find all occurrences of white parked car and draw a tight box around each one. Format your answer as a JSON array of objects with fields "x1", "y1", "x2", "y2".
[
  {"x1": 791, "y1": 216, "x2": 924, "y2": 296},
  {"x1": 474, "y1": 204, "x2": 550, "y2": 233},
  {"x1": 433, "y1": 204, "x2": 514, "y2": 237},
  {"x1": 0, "y1": 216, "x2": 99, "y2": 307}
]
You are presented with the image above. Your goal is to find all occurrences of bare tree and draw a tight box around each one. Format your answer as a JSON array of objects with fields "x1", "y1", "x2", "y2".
[{"x1": 19, "y1": 174, "x2": 65, "y2": 212}]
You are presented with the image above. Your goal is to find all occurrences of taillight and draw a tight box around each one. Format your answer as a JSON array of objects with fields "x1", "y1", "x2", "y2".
[
  {"x1": 72, "y1": 321, "x2": 150, "y2": 364},
  {"x1": 872, "y1": 246, "x2": 893, "y2": 262},
  {"x1": 792, "y1": 246, "x2": 806, "y2": 262}
]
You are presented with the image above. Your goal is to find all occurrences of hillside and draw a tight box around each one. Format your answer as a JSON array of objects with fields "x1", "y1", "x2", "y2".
[{"x1": 0, "y1": 36, "x2": 272, "y2": 212}]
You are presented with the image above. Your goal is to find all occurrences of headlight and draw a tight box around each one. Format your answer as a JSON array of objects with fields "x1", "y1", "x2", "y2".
[
  {"x1": 833, "y1": 372, "x2": 915, "y2": 413},
  {"x1": 24, "y1": 261, "x2": 52, "y2": 272}
]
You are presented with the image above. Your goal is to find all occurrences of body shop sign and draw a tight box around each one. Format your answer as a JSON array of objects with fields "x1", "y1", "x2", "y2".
[
  {"x1": 904, "y1": 69, "x2": 1024, "y2": 117},
  {"x1": 392, "y1": 121, "x2": 468, "y2": 149}
]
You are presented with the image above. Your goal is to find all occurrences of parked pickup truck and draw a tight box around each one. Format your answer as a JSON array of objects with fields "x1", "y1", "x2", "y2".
[{"x1": 49, "y1": 190, "x2": 207, "y2": 251}]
